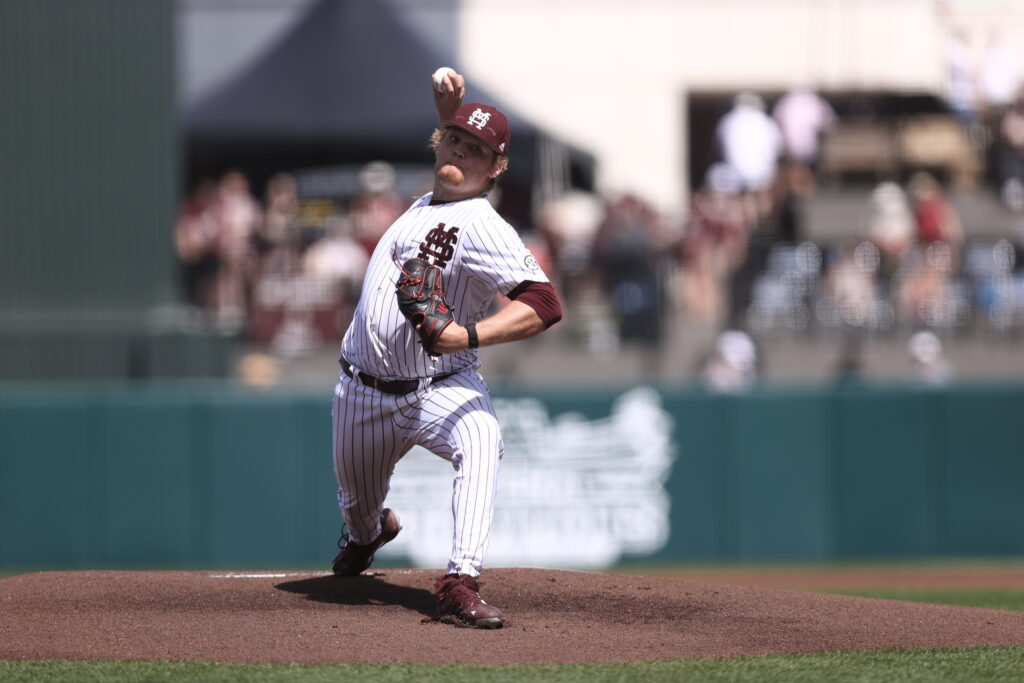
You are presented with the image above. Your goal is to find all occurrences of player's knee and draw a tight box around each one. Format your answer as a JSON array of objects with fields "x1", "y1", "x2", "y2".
[{"x1": 450, "y1": 443, "x2": 502, "y2": 473}]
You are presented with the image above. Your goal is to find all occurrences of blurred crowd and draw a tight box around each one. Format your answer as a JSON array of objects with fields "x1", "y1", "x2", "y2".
[
  {"x1": 175, "y1": 39, "x2": 1024, "y2": 388},
  {"x1": 682, "y1": 73, "x2": 1024, "y2": 390},
  {"x1": 945, "y1": 27, "x2": 1024, "y2": 210},
  {"x1": 174, "y1": 162, "x2": 403, "y2": 355}
]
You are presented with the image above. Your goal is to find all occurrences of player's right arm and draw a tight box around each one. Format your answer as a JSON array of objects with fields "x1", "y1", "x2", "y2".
[
  {"x1": 432, "y1": 68, "x2": 465, "y2": 123},
  {"x1": 431, "y1": 211, "x2": 563, "y2": 354},
  {"x1": 431, "y1": 301, "x2": 542, "y2": 354},
  {"x1": 430, "y1": 289, "x2": 561, "y2": 354}
]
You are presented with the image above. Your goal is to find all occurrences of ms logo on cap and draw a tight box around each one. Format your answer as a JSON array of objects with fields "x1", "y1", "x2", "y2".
[
  {"x1": 447, "y1": 102, "x2": 511, "y2": 156},
  {"x1": 467, "y1": 108, "x2": 492, "y2": 130}
]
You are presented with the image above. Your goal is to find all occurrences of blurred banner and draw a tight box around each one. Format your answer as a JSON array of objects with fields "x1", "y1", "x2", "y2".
[
  {"x1": 1, "y1": 382, "x2": 1022, "y2": 571},
  {"x1": 381, "y1": 388, "x2": 676, "y2": 569}
]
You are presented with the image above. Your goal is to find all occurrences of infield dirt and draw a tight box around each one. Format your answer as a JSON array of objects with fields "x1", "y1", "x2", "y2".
[{"x1": 1, "y1": 568, "x2": 1023, "y2": 665}]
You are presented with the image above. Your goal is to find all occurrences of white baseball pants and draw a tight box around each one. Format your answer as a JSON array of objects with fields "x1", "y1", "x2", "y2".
[{"x1": 332, "y1": 369, "x2": 503, "y2": 577}]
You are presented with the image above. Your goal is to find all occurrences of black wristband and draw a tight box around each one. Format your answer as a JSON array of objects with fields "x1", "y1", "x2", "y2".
[{"x1": 466, "y1": 322, "x2": 479, "y2": 349}]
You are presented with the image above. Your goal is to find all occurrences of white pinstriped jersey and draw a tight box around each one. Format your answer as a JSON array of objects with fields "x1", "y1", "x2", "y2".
[{"x1": 339, "y1": 192, "x2": 549, "y2": 380}]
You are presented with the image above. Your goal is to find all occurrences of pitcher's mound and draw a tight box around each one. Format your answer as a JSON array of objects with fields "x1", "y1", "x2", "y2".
[{"x1": 1, "y1": 568, "x2": 1022, "y2": 664}]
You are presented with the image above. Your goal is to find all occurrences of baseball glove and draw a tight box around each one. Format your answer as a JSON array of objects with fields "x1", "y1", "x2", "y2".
[{"x1": 395, "y1": 257, "x2": 455, "y2": 355}]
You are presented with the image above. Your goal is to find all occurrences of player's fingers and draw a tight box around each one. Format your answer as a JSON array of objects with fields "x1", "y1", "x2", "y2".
[
  {"x1": 451, "y1": 75, "x2": 466, "y2": 101},
  {"x1": 442, "y1": 74, "x2": 461, "y2": 96}
]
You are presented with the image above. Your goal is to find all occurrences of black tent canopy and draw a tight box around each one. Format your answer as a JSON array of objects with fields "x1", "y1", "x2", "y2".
[{"x1": 185, "y1": 0, "x2": 594, "y2": 223}]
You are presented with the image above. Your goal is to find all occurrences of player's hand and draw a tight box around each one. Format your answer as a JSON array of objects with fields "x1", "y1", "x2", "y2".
[{"x1": 433, "y1": 69, "x2": 466, "y2": 123}]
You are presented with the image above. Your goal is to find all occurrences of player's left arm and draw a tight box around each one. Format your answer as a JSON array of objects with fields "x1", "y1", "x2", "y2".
[{"x1": 431, "y1": 281, "x2": 562, "y2": 353}]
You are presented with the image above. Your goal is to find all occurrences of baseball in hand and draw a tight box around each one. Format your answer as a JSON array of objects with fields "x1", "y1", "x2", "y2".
[{"x1": 432, "y1": 67, "x2": 455, "y2": 92}]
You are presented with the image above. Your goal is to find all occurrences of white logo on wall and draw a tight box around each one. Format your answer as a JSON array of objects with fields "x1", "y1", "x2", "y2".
[{"x1": 381, "y1": 387, "x2": 675, "y2": 569}]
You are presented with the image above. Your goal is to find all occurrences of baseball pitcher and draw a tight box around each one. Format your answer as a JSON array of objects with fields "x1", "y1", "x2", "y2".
[{"x1": 330, "y1": 67, "x2": 563, "y2": 629}]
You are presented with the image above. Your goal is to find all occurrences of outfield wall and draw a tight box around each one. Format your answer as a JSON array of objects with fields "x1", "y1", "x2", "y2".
[{"x1": 0, "y1": 383, "x2": 1021, "y2": 569}]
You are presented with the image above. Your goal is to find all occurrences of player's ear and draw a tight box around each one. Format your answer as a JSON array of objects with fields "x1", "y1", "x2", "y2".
[{"x1": 489, "y1": 156, "x2": 508, "y2": 179}]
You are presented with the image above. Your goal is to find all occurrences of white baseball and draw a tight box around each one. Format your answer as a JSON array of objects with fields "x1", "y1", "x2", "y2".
[{"x1": 432, "y1": 67, "x2": 455, "y2": 92}]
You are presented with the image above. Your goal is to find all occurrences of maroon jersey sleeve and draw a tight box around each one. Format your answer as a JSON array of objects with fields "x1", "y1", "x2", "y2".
[{"x1": 507, "y1": 281, "x2": 563, "y2": 329}]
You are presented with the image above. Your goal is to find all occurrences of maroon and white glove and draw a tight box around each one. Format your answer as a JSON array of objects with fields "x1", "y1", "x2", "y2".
[{"x1": 395, "y1": 257, "x2": 455, "y2": 356}]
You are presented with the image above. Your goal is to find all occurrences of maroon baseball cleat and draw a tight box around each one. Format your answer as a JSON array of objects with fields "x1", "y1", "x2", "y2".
[
  {"x1": 435, "y1": 573, "x2": 505, "y2": 628},
  {"x1": 332, "y1": 508, "x2": 402, "y2": 576}
]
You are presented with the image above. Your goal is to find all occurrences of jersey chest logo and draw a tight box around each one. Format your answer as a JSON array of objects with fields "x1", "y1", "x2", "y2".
[{"x1": 416, "y1": 222, "x2": 460, "y2": 269}]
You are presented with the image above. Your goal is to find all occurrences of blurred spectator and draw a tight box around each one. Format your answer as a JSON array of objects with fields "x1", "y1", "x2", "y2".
[
  {"x1": 897, "y1": 242, "x2": 961, "y2": 330},
  {"x1": 699, "y1": 329, "x2": 759, "y2": 393},
  {"x1": 978, "y1": 30, "x2": 1021, "y2": 191},
  {"x1": 174, "y1": 177, "x2": 220, "y2": 310},
  {"x1": 259, "y1": 172, "x2": 300, "y2": 247},
  {"x1": 210, "y1": 170, "x2": 261, "y2": 327},
  {"x1": 866, "y1": 181, "x2": 915, "y2": 293},
  {"x1": 535, "y1": 190, "x2": 604, "y2": 307},
  {"x1": 255, "y1": 172, "x2": 302, "y2": 277},
  {"x1": 907, "y1": 330, "x2": 953, "y2": 387},
  {"x1": 591, "y1": 194, "x2": 670, "y2": 350},
  {"x1": 823, "y1": 241, "x2": 880, "y2": 330},
  {"x1": 944, "y1": 27, "x2": 979, "y2": 128},
  {"x1": 960, "y1": 238, "x2": 1019, "y2": 333},
  {"x1": 1005, "y1": 178, "x2": 1024, "y2": 214},
  {"x1": 303, "y1": 213, "x2": 370, "y2": 298},
  {"x1": 724, "y1": 184, "x2": 792, "y2": 330},
  {"x1": 715, "y1": 92, "x2": 784, "y2": 193},
  {"x1": 996, "y1": 91, "x2": 1024, "y2": 210},
  {"x1": 302, "y1": 212, "x2": 370, "y2": 345},
  {"x1": 681, "y1": 163, "x2": 748, "y2": 322},
  {"x1": 745, "y1": 240, "x2": 822, "y2": 335},
  {"x1": 713, "y1": 95, "x2": 787, "y2": 325},
  {"x1": 772, "y1": 86, "x2": 836, "y2": 191},
  {"x1": 175, "y1": 170, "x2": 260, "y2": 328},
  {"x1": 351, "y1": 161, "x2": 405, "y2": 255},
  {"x1": 978, "y1": 29, "x2": 1020, "y2": 113},
  {"x1": 768, "y1": 160, "x2": 814, "y2": 244},
  {"x1": 909, "y1": 171, "x2": 963, "y2": 252}
]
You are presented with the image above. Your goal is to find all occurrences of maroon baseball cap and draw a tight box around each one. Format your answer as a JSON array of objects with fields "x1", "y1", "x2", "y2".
[{"x1": 445, "y1": 103, "x2": 511, "y2": 156}]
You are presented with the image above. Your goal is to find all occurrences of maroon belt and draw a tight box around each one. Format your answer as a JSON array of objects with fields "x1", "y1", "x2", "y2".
[{"x1": 341, "y1": 358, "x2": 456, "y2": 396}]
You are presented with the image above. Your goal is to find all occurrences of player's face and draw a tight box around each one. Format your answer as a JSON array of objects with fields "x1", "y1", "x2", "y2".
[{"x1": 434, "y1": 127, "x2": 502, "y2": 201}]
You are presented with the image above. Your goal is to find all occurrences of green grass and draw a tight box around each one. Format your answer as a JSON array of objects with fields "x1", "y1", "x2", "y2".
[
  {"x1": 834, "y1": 588, "x2": 1024, "y2": 612},
  {"x1": 2, "y1": 588, "x2": 1022, "y2": 681},
  {"x1": 2, "y1": 649, "x2": 1024, "y2": 683}
]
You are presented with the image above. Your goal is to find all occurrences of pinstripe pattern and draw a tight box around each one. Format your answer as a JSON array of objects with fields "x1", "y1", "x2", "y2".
[
  {"x1": 332, "y1": 191, "x2": 549, "y2": 578},
  {"x1": 332, "y1": 369, "x2": 502, "y2": 576},
  {"x1": 339, "y1": 193, "x2": 546, "y2": 380}
]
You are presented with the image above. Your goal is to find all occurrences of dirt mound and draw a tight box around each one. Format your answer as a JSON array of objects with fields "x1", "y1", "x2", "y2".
[{"x1": 1, "y1": 568, "x2": 1022, "y2": 665}]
